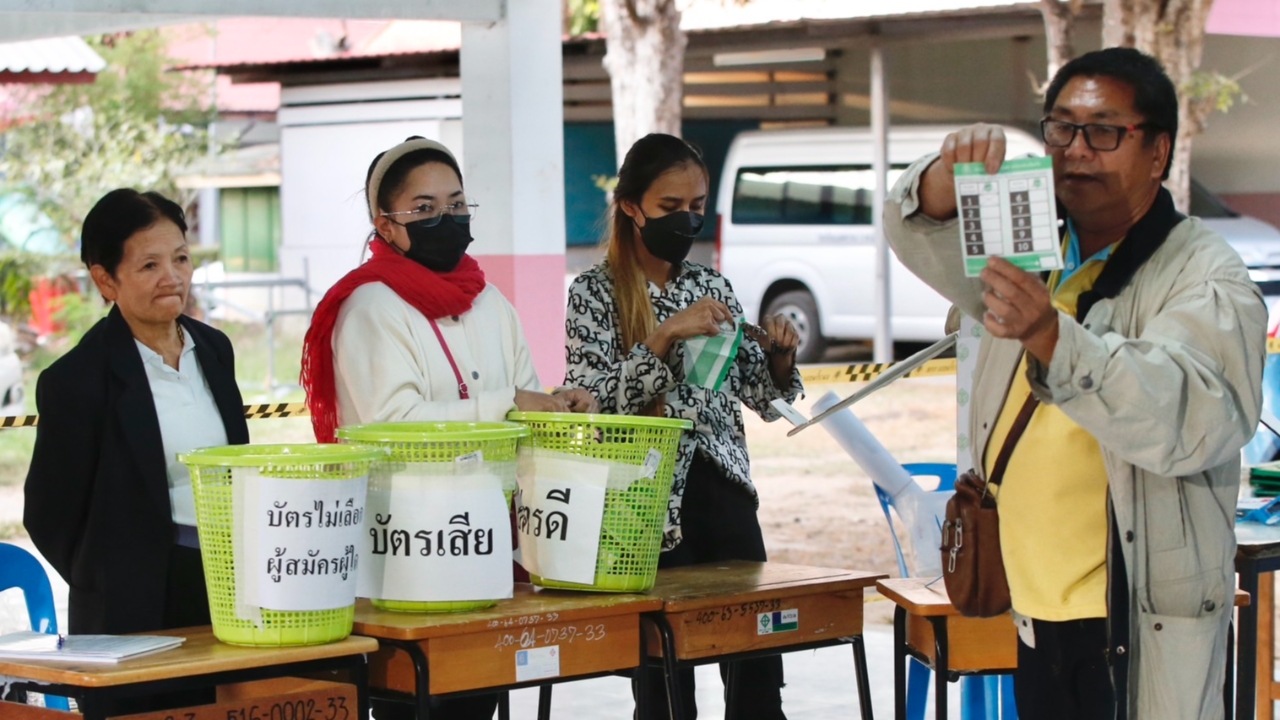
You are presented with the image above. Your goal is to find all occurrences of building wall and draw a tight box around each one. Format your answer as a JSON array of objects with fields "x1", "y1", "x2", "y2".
[{"x1": 1193, "y1": 34, "x2": 1280, "y2": 227}]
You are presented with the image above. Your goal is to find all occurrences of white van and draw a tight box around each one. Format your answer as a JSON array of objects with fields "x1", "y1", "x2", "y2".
[
  {"x1": 715, "y1": 125, "x2": 1043, "y2": 362},
  {"x1": 716, "y1": 125, "x2": 1280, "y2": 361}
]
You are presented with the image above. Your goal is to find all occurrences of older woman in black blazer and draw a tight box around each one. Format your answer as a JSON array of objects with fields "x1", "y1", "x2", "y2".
[{"x1": 24, "y1": 189, "x2": 249, "y2": 638}]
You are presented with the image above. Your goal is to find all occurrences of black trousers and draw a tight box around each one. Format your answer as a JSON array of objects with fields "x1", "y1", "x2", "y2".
[
  {"x1": 635, "y1": 452, "x2": 786, "y2": 720},
  {"x1": 1014, "y1": 617, "x2": 1116, "y2": 720}
]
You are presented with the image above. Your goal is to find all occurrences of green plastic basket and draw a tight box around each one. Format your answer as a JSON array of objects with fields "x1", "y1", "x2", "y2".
[
  {"x1": 506, "y1": 412, "x2": 692, "y2": 593},
  {"x1": 336, "y1": 422, "x2": 529, "y2": 613},
  {"x1": 180, "y1": 444, "x2": 384, "y2": 646}
]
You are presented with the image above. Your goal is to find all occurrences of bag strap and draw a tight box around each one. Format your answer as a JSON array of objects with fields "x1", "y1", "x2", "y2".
[
  {"x1": 988, "y1": 393, "x2": 1039, "y2": 487},
  {"x1": 427, "y1": 318, "x2": 470, "y2": 400}
]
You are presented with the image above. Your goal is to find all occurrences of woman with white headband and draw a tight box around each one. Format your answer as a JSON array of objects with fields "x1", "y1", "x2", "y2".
[
  {"x1": 301, "y1": 136, "x2": 595, "y2": 447},
  {"x1": 301, "y1": 138, "x2": 594, "y2": 720}
]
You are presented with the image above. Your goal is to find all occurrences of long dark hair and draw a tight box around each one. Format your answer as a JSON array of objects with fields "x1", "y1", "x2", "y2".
[{"x1": 605, "y1": 133, "x2": 709, "y2": 354}]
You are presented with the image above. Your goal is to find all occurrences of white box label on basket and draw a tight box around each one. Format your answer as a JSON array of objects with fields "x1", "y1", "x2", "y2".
[
  {"x1": 515, "y1": 455, "x2": 608, "y2": 585},
  {"x1": 515, "y1": 645, "x2": 560, "y2": 682},
  {"x1": 357, "y1": 471, "x2": 513, "y2": 603},
  {"x1": 233, "y1": 473, "x2": 368, "y2": 614}
]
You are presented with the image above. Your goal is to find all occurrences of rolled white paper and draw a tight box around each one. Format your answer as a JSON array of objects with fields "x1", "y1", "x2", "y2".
[
  {"x1": 813, "y1": 391, "x2": 948, "y2": 577},
  {"x1": 813, "y1": 391, "x2": 917, "y2": 500}
]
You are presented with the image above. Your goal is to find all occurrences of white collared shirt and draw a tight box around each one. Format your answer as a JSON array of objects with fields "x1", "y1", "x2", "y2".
[{"x1": 135, "y1": 328, "x2": 229, "y2": 526}]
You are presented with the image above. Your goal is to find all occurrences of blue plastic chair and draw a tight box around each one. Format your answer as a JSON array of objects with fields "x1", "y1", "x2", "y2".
[
  {"x1": 0, "y1": 542, "x2": 70, "y2": 711},
  {"x1": 876, "y1": 463, "x2": 1017, "y2": 720}
]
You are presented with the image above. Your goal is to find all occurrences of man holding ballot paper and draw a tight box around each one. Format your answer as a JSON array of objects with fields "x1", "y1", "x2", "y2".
[{"x1": 884, "y1": 47, "x2": 1265, "y2": 720}]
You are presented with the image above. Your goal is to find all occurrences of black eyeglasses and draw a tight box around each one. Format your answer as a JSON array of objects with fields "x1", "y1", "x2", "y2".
[{"x1": 1040, "y1": 118, "x2": 1155, "y2": 152}]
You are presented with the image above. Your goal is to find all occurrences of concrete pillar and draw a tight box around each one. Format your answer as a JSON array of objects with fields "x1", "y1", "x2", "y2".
[
  {"x1": 871, "y1": 42, "x2": 892, "y2": 363},
  {"x1": 461, "y1": 0, "x2": 567, "y2": 386}
]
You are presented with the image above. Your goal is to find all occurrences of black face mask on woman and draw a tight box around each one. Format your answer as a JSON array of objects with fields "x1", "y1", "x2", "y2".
[
  {"x1": 400, "y1": 214, "x2": 474, "y2": 273},
  {"x1": 639, "y1": 210, "x2": 705, "y2": 265}
]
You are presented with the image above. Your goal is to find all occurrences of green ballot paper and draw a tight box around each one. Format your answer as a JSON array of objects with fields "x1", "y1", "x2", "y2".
[
  {"x1": 954, "y1": 156, "x2": 1064, "y2": 277},
  {"x1": 683, "y1": 319, "x2": 743, "y2": 392}
]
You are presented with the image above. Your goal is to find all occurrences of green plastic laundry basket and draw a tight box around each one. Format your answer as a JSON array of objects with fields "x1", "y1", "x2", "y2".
[
  {"x1": 336, "y1": 422, "x2": 529, "y2": 613},
  {"x1": 506, "y1": 412, "x2": 691, "y2": 593},
  {"x1": 181, "y1": 444, "x2": 384, "y2": 646}
]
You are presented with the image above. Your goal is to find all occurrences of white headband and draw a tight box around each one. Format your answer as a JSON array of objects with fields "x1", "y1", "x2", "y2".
[{"x1": 366, "y1": 137, "x2": 458, "y2": 221}]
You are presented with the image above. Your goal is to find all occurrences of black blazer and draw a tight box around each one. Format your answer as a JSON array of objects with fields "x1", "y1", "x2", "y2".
[{"x1": 23, "y1": 306, "x2": 249, "y2": 634}]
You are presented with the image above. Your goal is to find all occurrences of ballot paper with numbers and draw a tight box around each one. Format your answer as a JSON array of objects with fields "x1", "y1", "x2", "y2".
[{"x1": 954, "y1": 157, "x2": 1063, "y2": 277}]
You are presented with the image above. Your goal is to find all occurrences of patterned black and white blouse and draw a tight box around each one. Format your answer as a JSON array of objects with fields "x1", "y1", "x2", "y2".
[{"x1": 564, "y1": 261, "x2": 805, "y2": 550}]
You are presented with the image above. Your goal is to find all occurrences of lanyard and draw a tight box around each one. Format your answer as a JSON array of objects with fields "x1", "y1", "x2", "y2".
[{"x1": 427, "y1": 318, "x2": 470, "y2": 400}]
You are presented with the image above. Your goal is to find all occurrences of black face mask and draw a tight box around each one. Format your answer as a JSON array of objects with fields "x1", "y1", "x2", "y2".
[
  {"x1": 399, "y1": 214, "x2": 473, "y2": 273},
  {"x1": 639, "y1": 210, "x2": 704, "y2": 265}
]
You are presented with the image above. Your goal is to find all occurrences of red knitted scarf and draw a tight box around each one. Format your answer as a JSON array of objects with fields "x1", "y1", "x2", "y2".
[{"x1": 301, "y1": 238, "x2": 486, "y2": 442}]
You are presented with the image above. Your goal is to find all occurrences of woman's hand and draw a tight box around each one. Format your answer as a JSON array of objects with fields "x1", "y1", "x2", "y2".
[
  {"x1": 514, "y1": 389, "x2": 571, "y2": 413},
  {"x1": 645, "y1": 296, "x2": 734, "y2": 357},
  {"x1": 744, "y1": 314, "x2": 800, "y2": 386},
  {"x1": 554, "y1": 388, "x2": 600, "y2": 414}
]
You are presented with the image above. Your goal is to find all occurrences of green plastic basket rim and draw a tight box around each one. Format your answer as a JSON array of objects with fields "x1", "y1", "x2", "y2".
[
  {"x1": 336, "y1": 421, "x2": 530, "y2": 443},
  {"x1": 179, "y1": 444, "x2": 387, "y2": 467},
  {"x1": 506, "y1": 412, "x2": 693, "y2": 431}
]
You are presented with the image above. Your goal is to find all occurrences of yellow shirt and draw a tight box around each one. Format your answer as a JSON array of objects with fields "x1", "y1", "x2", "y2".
[{"x1": 984, "y1": 235, "x2": 1117, "y2": 621}]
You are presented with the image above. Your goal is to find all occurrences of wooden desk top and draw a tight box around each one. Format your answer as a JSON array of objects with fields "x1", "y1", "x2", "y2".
[
  {"x1": 352, "y1": 585, "x2": 664, "y2": 641},
  {"x1": 877, "y1": 577, "x2": 1251, "y2": 616},
  {"x1": 0, "y1": 627, "x2": 378, "y2": 689},
  {"x1": 876, "y1": 577, "x2": 962, "y2": 617},
  {"x1": 649, "y1": 561, "x2": 884, "y2": 613}
]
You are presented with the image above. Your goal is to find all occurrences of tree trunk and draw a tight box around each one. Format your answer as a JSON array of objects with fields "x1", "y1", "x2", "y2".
[
  {"x1": 1039, "y1": 0, "x2": 1082, "y2": 81},
  {"x1": 1107, "y1": 0, "x2": 1216, "y2": 211},
  {"x1": 600, "y1": 0, "x2": 686, "y2": 167}
]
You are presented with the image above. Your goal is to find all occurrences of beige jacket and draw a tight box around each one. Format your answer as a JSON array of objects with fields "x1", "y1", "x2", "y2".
[{"x1": 886, "y1": 153, "x2": 1267, "y2": 720}]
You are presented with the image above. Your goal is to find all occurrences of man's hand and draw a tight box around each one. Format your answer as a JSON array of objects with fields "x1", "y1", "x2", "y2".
[
  {"x1": 980, "y1": 257, "x2": 1059, "y2": 365},
  {"x1": 919, "y1": 124, "x2": 1008, "y2": 221}
]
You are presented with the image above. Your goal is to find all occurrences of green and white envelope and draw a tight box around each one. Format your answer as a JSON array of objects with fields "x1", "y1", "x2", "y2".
[{"x1": 683, "y1": 319, "x2": 743, "y2": 392}]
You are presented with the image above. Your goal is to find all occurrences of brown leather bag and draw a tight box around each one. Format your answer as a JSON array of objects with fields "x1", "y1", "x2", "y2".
[{"x1": 941, "y1": 394, "x2": 1039, "y2": 617}]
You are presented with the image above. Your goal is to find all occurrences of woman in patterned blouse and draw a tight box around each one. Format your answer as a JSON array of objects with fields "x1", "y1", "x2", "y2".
[{"x1": 564, "y1": 134, "x2": 804, "y2": 719}]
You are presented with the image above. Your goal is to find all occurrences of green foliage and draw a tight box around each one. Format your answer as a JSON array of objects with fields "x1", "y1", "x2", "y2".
[
  {"x1": 567, "y1": 0, "x2": 601, "y2": 36},
  {"x1": 52, "y1": 291, "x2": 109, "y2": 347},
  {"x1": 0, "y1": 251, "x2": 78, "y2": 317},
  {"x1": 0, "y1": 30, "x2": 215, "y2": 247},
  {"x1": 1186, "y1": 70, "x2": 1246, "y2": 115}
]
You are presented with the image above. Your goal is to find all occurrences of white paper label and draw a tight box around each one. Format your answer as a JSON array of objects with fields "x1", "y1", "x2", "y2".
[
  {"x1": 357, "y1": 472, "x2": 513, "y2": 603},
  {"x1": 770, "y1": 398, "x2": 809, "y2": 427},
  {"x1": 233, "y1": 473, "x2": 367, "y2": 614},
  {"x1": 515, "y1": 645, "x2": 561, "y2": 682},
  {"x1": 757, "y1": 608, "x2": 799, "y2": 635},
  {"x1": 516, "y1": 454, "x2": 608, "y2": 585},
  {"x1": 456, "y1": 450, "x2": 484, "y2": 465},
  {"x1": 641, "y1": 449, "x2": 662, "y2": 480}
]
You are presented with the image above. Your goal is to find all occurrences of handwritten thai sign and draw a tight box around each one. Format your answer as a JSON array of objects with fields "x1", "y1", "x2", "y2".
[
  {"x1": 515, "y1": 453, "x2": 607, "y2": 585},
  {"x1": 357, "y1": 469, "x2": 513, "y2": 603},
  {"x1": 233, "y1": 471, "x2": 367, "y2": 616}
]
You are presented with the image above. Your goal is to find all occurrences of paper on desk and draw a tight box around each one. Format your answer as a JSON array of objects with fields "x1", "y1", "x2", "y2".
[{"x1": 0, "y1": 632, "x2": 184, "y2": 664}]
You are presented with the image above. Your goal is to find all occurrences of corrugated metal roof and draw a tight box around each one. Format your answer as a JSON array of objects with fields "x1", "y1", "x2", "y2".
[{"x1": 0, "y1": 36, "x2": 106, "y2": 75}]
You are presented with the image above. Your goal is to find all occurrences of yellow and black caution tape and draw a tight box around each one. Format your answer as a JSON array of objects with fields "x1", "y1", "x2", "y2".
[
  {"x1": 243, "y1": 403, "x2": 310, "y2": 420},
  {"x1": 799, "y1": 357, "x2": 957, "y2": 385},
  {"x1": 2, "y1": 340, "x2": 1278, "y2": 430},
  {"x1": 0, "y1": 402, "x2": 311, "y2": 429}
]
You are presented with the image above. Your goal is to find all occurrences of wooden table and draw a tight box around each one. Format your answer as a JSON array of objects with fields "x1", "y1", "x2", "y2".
[
  {"x1": 0, "y1": 626, "x2": 377, "y2": 720},
  {"x1": 877, "y1": 578, "x2": 1017, "y2": 720},
  {"x1": 642, "y1": 561, "x2": 885, "y2": 720},
  {"x1": 1236, "y1": 522, "x2": 1280, "y2": 720},
  {"x1": 879, "y1": 577, "x2": 1251, "y2": 719},
  {"x1": 354, "y1": 585, "x2": 664, "y2": 720}
]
